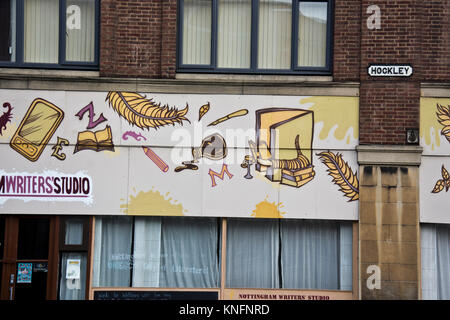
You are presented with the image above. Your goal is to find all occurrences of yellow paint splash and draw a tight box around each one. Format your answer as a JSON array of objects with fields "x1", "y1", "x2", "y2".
[
  {"x1": 251, "y1": 196, "x2": 285, "y2": 218},
  {"x1": 121, "y1": 187, "x2": 185, "y2": 216},
  {"x1": 300, "y1": 96, "x2": 358, "y2": 142},
  {"x1": 420, "y1": 98, "x2": 450, "y2": 150}
]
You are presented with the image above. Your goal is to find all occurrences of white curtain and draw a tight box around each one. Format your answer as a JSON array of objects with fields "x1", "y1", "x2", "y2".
[
  {"x1": 226, "y1": 218, "x2": 280, "y2": 288},
  {"x1": 182, "y1": 0, "x2": 212, "y2": 65},
  {"x1": 24, "y1": 0, "x2": 59, "y2": 63},
  {"x1": 59, "y1": 252, "x2": 87, "y2": 300},
  {"x1": 93, "y1": 216, "x2": 219, "y2": 288},
  {"x1": 437, "y1": 225, "x2": 450, "y2": 299},
  {"x1": 92, "y1": 216, "x2": 133, "y2": 287},
  {"x1": 421, "y1": 224, "x2": 438, "y2": 300},
  {"x1": 258, "y1": 0, "x2": 292, "y2": 69},
  {"x1": 281, "y1": 220, "x2": 339, "y2": 289},
  {"x1": 422, "y1": 224, "x2": 450, "y2": 300},
  {"x1": 159, "y1": 217, "x2": 219, "y2": 288},
  {"x1": 132, "y1": 217, "x2": 162, "y2": 287},
  {"x1": 298, "y1": 1, "x2": 327, "y2": 67},
  {"x1": 339, "y1": 222, "x2": 353, "y2": 291},
  {"x1": 227, "y1": 218, "x2": 352, "y2": 290},
  {"x1": 217, "y1": 0, "x2": 251, "y2": 68},
  {"x1": 64, "y1": 219, "x2": 83, "y2": 245},
  {"x1": 65, "y1": 0, "x2": 95, "y2": 62}
]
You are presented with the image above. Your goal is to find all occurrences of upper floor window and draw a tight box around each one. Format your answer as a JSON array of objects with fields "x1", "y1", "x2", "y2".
[
  {"x1": 0, "y1": 0, "x2": 99, "y2": 69},
  {"x1": 177, "y1": 0, "x2": 332, "y2": 74}
]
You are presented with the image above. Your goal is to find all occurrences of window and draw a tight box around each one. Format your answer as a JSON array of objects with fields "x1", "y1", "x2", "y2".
[
  {"x1": 178, "y1": 0, "x2": 332, "y2": 74},
  {"x1": 421, "y1": 223, "x2": 450, "y2": 300},
  {"x1": 92, "y1": 216, "x2": 221, "y2": 288},
  {"x1": 58, "y1": 216, "x2": 91, "y2": 300},
  {"x1": 226, "y1": 218, "x2": 352, "y2": 290},
  {"x1": 0, "y1": 0, "x2": 99, "y2": 69}
]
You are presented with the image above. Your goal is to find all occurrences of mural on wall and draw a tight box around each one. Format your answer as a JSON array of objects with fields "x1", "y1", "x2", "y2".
[
  {"x1": 420, "y1": 98, "x2": 450, "y2": 223},
  {"x1": 0, "y1": 102, "x2": 13, "y2": 136},
  {"x1": 431, "y1": 164, "x2": 450, "y2": 194},
  {"x1": 0, "y1": 170, "x2": 93, "y2": 204},
  {"x1": 254, "y1": 108, "x2": 315, "y2": 188},
  {"x1": 436, "y1": 104, "x2": 450, "y2": 143},
  {"x1": 208, "y1": 164, "x2": 233, "y2": 187},
  {"x1": 251, "y1": 196, "x2": 285, "y2": 218},
  {"x1": 51, "y1": 137, "x2": 70, "y2": 161},
  {"x1": 75, "y1": 101, "x2": 108, "y2": 130},
  {"x1": 106, "y1": 91, "x2": 190, "y2": 130},
  {"x1": 0, "y1": 90, "x2": 359, "y2": 220},
  {"x1": 10, "y1": 98, "x2": 64, "y2": 162},
  {"x1": 175, "y1": 133, "x2": 228, "y2": 172},
  {"x1": 74, "y1": 125, "x2": 114, "y2": 153},
  {"x1": 207, "y1": 109, "x2": 248, "y2": 127},
  {"x1": 198, "y1": 102, "x2": 210, "y2": 121},
  {"x1": 142, "y1": 146, "x2": 169, "y2": 173},
  {"x1": 122, "y1": 131, "x2": 147, "y2": 141},
  {"x1": 316, "y1": 151, "x2": 359, "y2": 202},
  {"x1": 120, "y1": 187, "x2": 186, "y2": 216}
]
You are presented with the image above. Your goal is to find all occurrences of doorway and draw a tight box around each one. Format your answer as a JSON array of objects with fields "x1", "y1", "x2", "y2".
[{"x1": 0, "y1": 216, "x2": 58, "y2": 300}]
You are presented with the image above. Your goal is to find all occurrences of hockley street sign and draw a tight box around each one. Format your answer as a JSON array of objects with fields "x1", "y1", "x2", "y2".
[{"x1": 368, "y1": 64, "x2": 413, "y2": 77}]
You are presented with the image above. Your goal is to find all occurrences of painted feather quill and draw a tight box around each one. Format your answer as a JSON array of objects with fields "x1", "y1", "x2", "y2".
[
  {"x1": 317, "y1": 151, "x2": 359, "y2": 202},
  {"x1": 436, "y1": 104, "x2": 450, "y2": 142},
  {"x1": 106, "y1": 91, "x2": 190, "y2": 130}
]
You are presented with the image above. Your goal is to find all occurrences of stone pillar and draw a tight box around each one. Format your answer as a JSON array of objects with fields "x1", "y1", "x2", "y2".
[{"x1": 357, "y1": 145, "x2": 422, "y2": 299}]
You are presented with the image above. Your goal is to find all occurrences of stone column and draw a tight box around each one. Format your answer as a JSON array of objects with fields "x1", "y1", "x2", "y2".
[{"x1": 357, "y1": 145, "x2": 422, "y2": 299}]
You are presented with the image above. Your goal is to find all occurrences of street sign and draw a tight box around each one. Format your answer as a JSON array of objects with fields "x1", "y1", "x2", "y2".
[{"x1": 368, "y1": 64, "x2": 413, "y2": 77}]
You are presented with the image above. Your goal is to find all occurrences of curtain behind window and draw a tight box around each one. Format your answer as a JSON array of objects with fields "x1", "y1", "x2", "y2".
[
  {"x1": 59, "y1": 252, "x2": 87, "y2": 300},
  {"x1": 217, "y1": 0, "x2": 251, "y2": 68},
  {"x1": 281, "y1": 220, "x2": 339, "y2": 289},
  {"x1": 93, "y1": 216, "x2": 219, "y2": 288},
  {"x1": 422, "y1": 224, "x2": 450, "y2": 299},
  {"x1": 437, "y1": 225, "x2": 450, "y2": 299},
  {"x1": 298, "y1": 2, "x2": 327, "y2": 67},
  {"x1": 182, "y1": 0, "x2": 212, "y2": 65},
  {"x1": 258, "y1": 0, "x2": 292, "y2": 69},
  {"x1": 65, "y1": 0, "x2": 95, "y2": 62},
  {"x1": 132, "y1": 217, "x2": 162, "y2": 287},
  {"x1": 226, "y1": 218, "x2": 280, "y2": 288},
  {"x1": 226, "y1": 218, "x2": 352, "y2": 290},
  {"x1": 92, "y1": 216, "x2": 133, "y2": 287},
  {"x1": 159, "y1": 217, "x2": 219, "y2": 288},
  {"x1": 24, "y1": 0, "x2": 59, "y2": 63}
]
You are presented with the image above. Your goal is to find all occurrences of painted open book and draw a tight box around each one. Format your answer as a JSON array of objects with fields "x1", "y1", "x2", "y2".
[{"x1": 74, "y1": 125, "x2": 114, "y2": 153}]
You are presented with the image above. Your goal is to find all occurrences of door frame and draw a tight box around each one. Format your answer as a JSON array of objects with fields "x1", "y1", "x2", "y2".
[{"x1": 0, "y1": 215, "x2": 59, "y2": 300}]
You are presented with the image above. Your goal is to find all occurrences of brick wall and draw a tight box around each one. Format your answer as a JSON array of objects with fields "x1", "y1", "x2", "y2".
[
  {"x1": 420, "y1": 0, "x2": 450, "y2": 82},
  {"x1": 98, "y1": 0, "x2": 449, "y2": 83},
  {"x1": 359, "y1": 81, "x2": 420, "y2": 145},
  {"x1": 358, "y1": 1, "x2": 422, "y2": 145},
  {"x1": 333, "y1": 0, "x2": 361, "y2": 81},
  {"x1": 99, "y1": 0, "x2": 177, "y2": 78}
]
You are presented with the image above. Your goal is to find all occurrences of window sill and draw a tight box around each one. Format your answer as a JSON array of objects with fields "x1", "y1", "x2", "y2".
[
  {"x1": 176, "y1": 73, "x2": 333, "y2": 83},
  {"x1": 0, "y1": 67, "x2": 99, "y2": 79}
]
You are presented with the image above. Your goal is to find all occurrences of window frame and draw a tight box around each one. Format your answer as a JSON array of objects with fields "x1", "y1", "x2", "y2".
[
  {"x1": 176, "y1": 0, "x2": 334, "y2": 75},
  {"x1": 0, "y1": 0, "x2": 100, "y2": 70}
]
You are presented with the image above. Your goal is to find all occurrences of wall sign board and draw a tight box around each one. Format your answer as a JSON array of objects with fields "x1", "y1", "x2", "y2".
[
  {"x1": 368, "y1": 64, "x2": 413, "y2": 77},
  {"x1": 93, "y1": 290, "x2": 219, "y2": 300}
]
